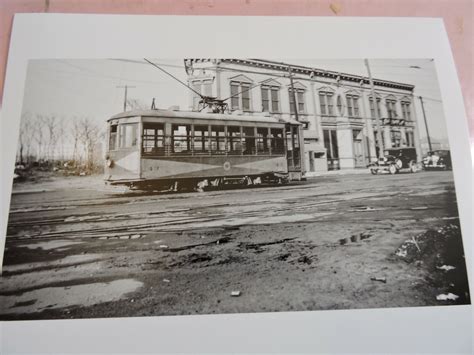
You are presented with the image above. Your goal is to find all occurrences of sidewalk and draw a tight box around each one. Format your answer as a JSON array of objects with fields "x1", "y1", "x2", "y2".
[{"x1": 305, "y1": 168, "x2": 369, "y2": 178}]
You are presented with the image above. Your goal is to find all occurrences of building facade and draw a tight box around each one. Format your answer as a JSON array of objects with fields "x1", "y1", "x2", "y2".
[{"x1": 184, "y1": 59, "x2": 421, "y2": 174}]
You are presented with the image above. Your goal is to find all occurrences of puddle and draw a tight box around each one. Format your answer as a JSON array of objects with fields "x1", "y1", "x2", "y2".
[
  {"x1": 2, "y1": 254, "x2": 103, "y2": 274},
  {"x1": 0, "y1": 279, "x2": 143, "y2": 315},
  {"x1": 23, "y1": 240, "x2": 84, "y2": 251}
]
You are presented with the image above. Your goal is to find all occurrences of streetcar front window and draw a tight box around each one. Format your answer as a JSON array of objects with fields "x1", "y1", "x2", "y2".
[
  {"x1": 271, "y1": 128, "x2": 284, "y2": 155},
  {"x1": 119, "y1": 123, "x2": 138, "y2": 148},
  {"x1": 109, "y1": 124, "x2": 117, "y2": 150}
]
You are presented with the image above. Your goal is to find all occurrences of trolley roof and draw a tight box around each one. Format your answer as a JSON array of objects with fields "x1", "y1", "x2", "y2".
[{"x1": 108, "y1": 109, "x2": 301, "y2": 125}]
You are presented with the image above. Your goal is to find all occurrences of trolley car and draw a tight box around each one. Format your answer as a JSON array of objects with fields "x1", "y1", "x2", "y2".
[{"x1": 104, "y1": 109, "x2": 304, "y2": 191}]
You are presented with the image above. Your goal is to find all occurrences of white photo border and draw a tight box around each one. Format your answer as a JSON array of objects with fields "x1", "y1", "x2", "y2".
[{"x1": 0, "y1": 14, "x2": 472, "y2": 353}]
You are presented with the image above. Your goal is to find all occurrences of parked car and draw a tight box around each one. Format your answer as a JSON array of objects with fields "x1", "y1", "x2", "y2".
[
  {"x1": 422, "y1": 150, "x2": 452, "y2": 170},
  {"x1": 368, "y1": 147, "x2": 418, "y2": 175}
]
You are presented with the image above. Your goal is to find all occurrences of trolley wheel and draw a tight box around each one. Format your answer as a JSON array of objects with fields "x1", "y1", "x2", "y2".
[
  {"x1": 369, "y1": 168, "x2": 377, "y2": 175},
  {"x1": 388, "y1": 164, "x2": 397, "y2": 175}
]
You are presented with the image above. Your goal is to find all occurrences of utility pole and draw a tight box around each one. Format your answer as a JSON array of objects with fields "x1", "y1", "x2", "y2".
[
  {"x1": 364, "y1": 59, "x2": 384, "y2": 158},
  {"x1": 418, "y1": 96, "x2": 432, "y2": 152},
  {"x1": 116, "y1": 85, "x2": 136, "y2": 112},
  {"x1": 288, "y1": 66, "x2": 299, "y2": 122}
]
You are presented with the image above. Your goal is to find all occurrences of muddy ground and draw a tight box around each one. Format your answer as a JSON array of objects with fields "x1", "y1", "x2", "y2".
[{"x1": 0, "y1": 170, "x2": 470, "y2": 320}]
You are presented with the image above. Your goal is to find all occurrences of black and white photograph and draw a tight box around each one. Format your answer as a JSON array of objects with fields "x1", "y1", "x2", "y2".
[{"x1": 0, "y1": 57, "x2": 470, "y2": 321}]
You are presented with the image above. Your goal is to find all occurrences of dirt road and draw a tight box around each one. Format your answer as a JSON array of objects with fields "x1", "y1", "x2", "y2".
[{"x1": 0, "y1": 170, "x2": 470, "y2": 320}]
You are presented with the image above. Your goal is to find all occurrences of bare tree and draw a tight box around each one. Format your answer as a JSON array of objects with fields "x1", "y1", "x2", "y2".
[
  {"x1": 57, "y1": 116, "x2": 68, "y2": 162},
  {"x1": 126, "y1": 98, "x2": 148, "y2": 111},
  {"x1": 78, "y1": 117, "x2": 102, "y2": 172},
  {"x1": 44, "y1": 115, "x2": 59, "y2": 161},
  {"x1": 32, "y1": 115, "x2": 46, "y2": 162},
  {"x1": 71, "y1": 118, "x2": 82, "y2": 165},
  {"x1": 18, "y1": 113, "x2": 34, "y2": 164}
]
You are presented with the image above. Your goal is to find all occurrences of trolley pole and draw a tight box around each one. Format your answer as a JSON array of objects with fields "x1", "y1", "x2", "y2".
[
  {"x1": 364, "y1": 59, "x2": 384, "y2": 158},
  {"x1": 288, "y1": 66, "x2": 299, "y2": 122},
  {"x1": 418, "y1": 96, "x2": 433, "y2": 152},
  {"x1": 116, "y1": 85, "x2": 136, "y2": 112}
]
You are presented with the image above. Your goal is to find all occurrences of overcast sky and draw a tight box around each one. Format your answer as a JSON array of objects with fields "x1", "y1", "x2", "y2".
[{"x1": 21, "y1": 58, "x2": 447, "y2": 142}]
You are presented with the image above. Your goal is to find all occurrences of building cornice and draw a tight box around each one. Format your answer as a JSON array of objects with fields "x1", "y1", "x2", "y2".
[{"x1": 188, "y1": 58, "x2": 415, "y2": 92}]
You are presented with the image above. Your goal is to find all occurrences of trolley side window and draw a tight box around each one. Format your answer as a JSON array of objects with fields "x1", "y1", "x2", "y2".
[
  {"x1": 242, "y1": 127, "x2": 256, "y2": 155},
  {"x1": 172, "y1": 124, "x2": 192, "y2": 155},
  {"x1": 271, "y1": 128, "x2": 285, "y2": 155},
  {"x1": 109, "y1": 124, "x2": 118, "y2": 150},
  {"x1": 256, "y1": 127, "x2": 270, "y2": 154},
  {"x1": 142, "y1": 123, "x2": 165, "y2": 155},
  {"x1": 210, "y1": 125, "x2": 226, "y2": 154},
  {"x1": 228, "y1": 126, "x2": 242, "y2": 155},
  {"x1": 119, "y1": 123, "x2": 138, "y2": 148},
  {"x1": 193, "y1": 125, "x2": 209, "y2": 154}
]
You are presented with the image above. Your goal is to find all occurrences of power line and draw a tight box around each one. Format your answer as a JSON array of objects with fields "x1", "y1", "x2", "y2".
[
  {"x1": 52, "y1": 61, "x2": 169, "y2": 85},
  {"x1": 54, "y1": 59, "x2": 445, "y2": 104},
  {"x1": 111, "y1": 58, "x2": 184, "y2": 69},
  {"x1": 417, "y1": 96, "x2": 443, "y2": 103},
  {"x1": 143, "y1": 58, "x2": 202, "y2": 97}
]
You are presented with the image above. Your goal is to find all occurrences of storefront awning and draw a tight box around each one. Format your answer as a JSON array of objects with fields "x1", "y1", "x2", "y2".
[{"x1": 278, "y1": 117, "x2": 302, "y2": 125}]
